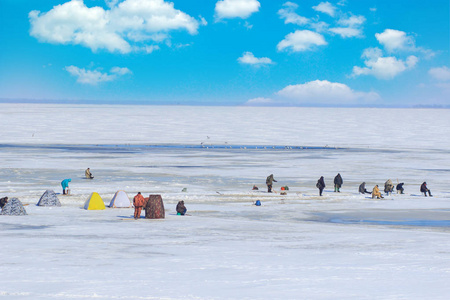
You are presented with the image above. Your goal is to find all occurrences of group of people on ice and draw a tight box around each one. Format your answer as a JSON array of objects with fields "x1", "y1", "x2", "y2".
[{"x1": 266, "y1": 174, "x2": 433, "y2": 198}]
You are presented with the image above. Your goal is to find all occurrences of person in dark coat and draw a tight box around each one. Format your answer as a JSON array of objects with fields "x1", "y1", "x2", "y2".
[
  {"x1": 0, "y1": 197, "x2": 8, "y2": 209},
  {"x1": 359, "y1": 182, "x2": 371, "y2": 194},
  {"x1": 316, "y1": 176, "x2": 325, "y2": 196},
  {"x1": 266, "y1": 174, "x2": 277, "y2": 193},
  {"x1": 396, "y1": 183, "x2": 405, "y2": 194},
  {"x1": 176, "y1": 200, "x2": 187, "y2": 215},
  {"x1": 420, "y1": 182, "x2": 432, "y2": 197},
  {"x1": 334, "y1": 173, "x2": 343, "y2": 192}
]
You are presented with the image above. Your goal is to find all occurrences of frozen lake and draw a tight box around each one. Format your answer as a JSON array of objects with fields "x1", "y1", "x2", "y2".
[{"x1": 1, "y1": 104, "x2": 450, "y2": 299}]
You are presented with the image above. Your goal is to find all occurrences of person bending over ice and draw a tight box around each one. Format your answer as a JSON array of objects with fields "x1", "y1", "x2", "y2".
[
  {"x1": 85, "y1": 168, "x2": 94, "y2": 179},
  {"x1": 176, "y1": 200, "x2": 187, "y2": 215},
  {"x1": 396, "y1": 182, "x2": 405, "y2": 194},
  {"x1": 359, "y1": 182, "x2": 371, "y2": 194},
  {"x1": 384, "y1": 179, "x2": 394, "y2": 195},
  {"x1": 61, "y1": 179, "x2": 71, "y2": 195}
]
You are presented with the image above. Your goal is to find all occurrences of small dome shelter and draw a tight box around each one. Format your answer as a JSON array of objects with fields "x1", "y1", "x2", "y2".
[
  {"x1": 1, "y1": 198, "x2": 27, "y2": 216},
  {"x1": 84, "y1": 192, "x2": 105, "y2": 210},
  {"x1": 109, "y1": 190, "x2": 131, "y2": 208},
  {"x1": 145, "y1": 195, "x2": 165, "y2": 219},
  {"x1": 37, "y1": 190, "x2": 61, "y2": 206}
]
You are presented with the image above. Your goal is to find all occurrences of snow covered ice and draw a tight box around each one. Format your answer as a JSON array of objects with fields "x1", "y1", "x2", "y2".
[{"x1": 1, "y1": 103, "x2": 450, "y2": 299}]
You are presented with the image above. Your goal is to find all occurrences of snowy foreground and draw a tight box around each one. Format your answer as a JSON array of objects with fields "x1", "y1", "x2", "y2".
[{"x1": 1, "y1": 104, "x2": 450, "y2": 299}]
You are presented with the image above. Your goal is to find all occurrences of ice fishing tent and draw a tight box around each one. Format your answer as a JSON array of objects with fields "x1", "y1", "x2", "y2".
[
  {"x1": 37, "y1": 190, "x2": 61, "y2": 206},
  {"x1": 145, "y1": 195, "x2": 165, "y2": 219},
  {"x1": 1, "y1": 198, "x2": 27, "y2": 216},
  {"x1": 109, "y1": 190, "x2": 131, "y2": 208},
  {"x1": 83, "y1": 192, "x2": 105, "y2": 210}
]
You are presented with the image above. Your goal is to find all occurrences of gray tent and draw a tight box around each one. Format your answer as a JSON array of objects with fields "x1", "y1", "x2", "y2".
[
  {"x1": 37, "y1": 190, "x2": 61, "y2": 206},
  {"x1": 0, "y1": 198, "x2": 27, "y2": 216}
]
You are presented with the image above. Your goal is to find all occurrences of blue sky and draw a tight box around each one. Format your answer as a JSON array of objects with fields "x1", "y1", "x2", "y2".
[{"x1": 0, "y1": 0, "x2": 449, "y2": 106}]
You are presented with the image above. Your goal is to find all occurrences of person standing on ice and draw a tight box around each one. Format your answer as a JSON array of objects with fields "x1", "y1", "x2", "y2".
[
  {"x1": 133, "y1": 192, "x2": 145, "y2": 219},
  {"x1": 316, "y1": 176, "x2": 326, "y2": 196},
  {"x1": 333, "y1": 173, "x2": 343, "y2": 192},
  {"x1": 372, "y1": 185, "x2": 384, "y2": 199},
  {"x1": 420, "y1": 182, "x2": 432, "y2": 197},
  {"x1": 359, "y1": 182, "x2": 371, "y2": 194},
  {"x1": 384, "y1": 179, "x2": 394, "y2": 195},
  {"x1": 61, "y1": 179, "x2": 71, "y2": 195},
  {"x1": 266, "y1": 174, "x2": 277, "y2": 193}
]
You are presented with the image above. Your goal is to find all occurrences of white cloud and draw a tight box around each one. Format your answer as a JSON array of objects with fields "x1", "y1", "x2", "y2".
[
  {"x1": 337, "y1": 15, "x2": 365, "y2": 27},
  {"x1": 375, "y1": 29, "x2": 415, "y2": 52},
  {"x1": 352, "y1": 48, "x2": 418, "y2": 79},
  {"x1": 215, "y1": 0, "x2": 260, "y2": 20},
  {"x1": 329, "y1": 15, "x2": 365, "y2": 38},
  {"x1": 277, "y1": 80, "x2": 379, "y2": 104},
  {"x1": 312, "y1": 2, "x2": 337, "y2": 17},
  {"x1": 329, "y1": 27, "x2": 362, "y2": 38},
  {"x1": 29, "y1": 0, "x2": 200, "y2": 54},
  {"x1": 244, "y1": 97, "x2": 274, "y2": 105},
  {"x1": 429, "y1": 66, "x2": 450, "y2": 81},
  {"x1": 278, "y1": 2, "x2": 309, "y2": 26},
  {"x1": 245, "y1": 80, "x2": 380, "y2": 106},
  {"x1": 110, "y1": 67, "x2": 132, "y2": 75},
  {"x1": 238, "y1": 52, "x2": 273, "y2": 65},
  {"x1": 277, "y1": 30, "x2": 327, "y2": 52},
  {"x1": 65, "y1": 65, "x2": 131, "y2": 85}
]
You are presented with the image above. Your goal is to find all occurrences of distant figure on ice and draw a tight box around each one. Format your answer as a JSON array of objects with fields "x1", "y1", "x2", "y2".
[
  {"x1": 420, "y1": 182, "x2": 432, "y2": 197},
  {"x1": 61, "y1": 179, "x2": 71, "y2": 195},
  {"x1": 0, "y1": 197, "x2": 8, "y2": 209},
  {"x1": 176, "y1": 200, "x2": 187, "y2": 215},
  {"x1": 334, "y1": 173, "x2": 343, "y2": 192},
  {"x1": 266, "y1": 174, "x2": 277, "y2": 193},
  {"x1": 384, "y1": 179, "x2": 394, "y2": 195},
  {"x1": 359, "y1": 182, "x2": 371, "y2": 194},
  {"x1": 316, "y1": 176, "x2": 326, "y2": 196},
  {"x1": 396, "y1": 182, "x2": 405, "y2": 194},
  {"x1": 372, "y1": 185, "x2": 384, "y2": 199},
  {"x1": 85, "y1": 168, "x2": 94, "y2": 179},
  {"x1": 133, "y1": 192, "x2": 145, "y2": 220}
]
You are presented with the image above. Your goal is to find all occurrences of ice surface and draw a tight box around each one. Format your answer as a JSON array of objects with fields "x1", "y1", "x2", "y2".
[{"x1": 0, "y1": 104, "x2": 450, "y2": 299}]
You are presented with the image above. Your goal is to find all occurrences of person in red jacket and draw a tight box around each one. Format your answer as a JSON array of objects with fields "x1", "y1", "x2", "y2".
[{"x1": 133, "y1": 192, "x2": 145, "y2": 219}]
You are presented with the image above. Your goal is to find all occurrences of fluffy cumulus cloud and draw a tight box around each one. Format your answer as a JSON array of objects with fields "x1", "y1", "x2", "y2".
[
  {"x1": 275, "y1": 80, "x2": 379, "y2": 105},
  {"x1": 215, "y1": 0, "x2": 260, "y2": 20},
  {"x1": 29, "y1": 0, "x2": 200, "y2": 54},
  {"x1": 375, "y1": 29, "x2": 415, "y2": 52},
  {"x1": 65, "y1": 65, "x2": 132, "y2": 84},
  {"x1": 312, "y1": 2, "x2": 337, "y2": 17},
  {"x1": 278, "y1": 2, "x2": 309, "y2": 26},
  {"x1": 352, "y1": 47, "x2": 418, "y2": 80},
  {"x1": 245, "y1": 80, "x2": 379, "y2": 106},
  {"x1": 238, "y1": 52, "x2": 273, "y2": 65},
  {"x1": 429, "y1": 66, "x2": 450, "y2": 81},
  {"x1": 277, "y1": 30, "x2": 327, "y2": 52}
]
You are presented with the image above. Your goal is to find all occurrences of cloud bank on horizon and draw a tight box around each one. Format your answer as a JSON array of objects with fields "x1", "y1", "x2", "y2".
[{"x1": 0, "y1": 0, "x2": 448, "y2": 106}]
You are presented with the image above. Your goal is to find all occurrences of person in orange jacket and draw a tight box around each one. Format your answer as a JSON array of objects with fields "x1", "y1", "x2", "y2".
[{"x1": 133, "y1": 192, "x2": 145, "y2": 220}]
